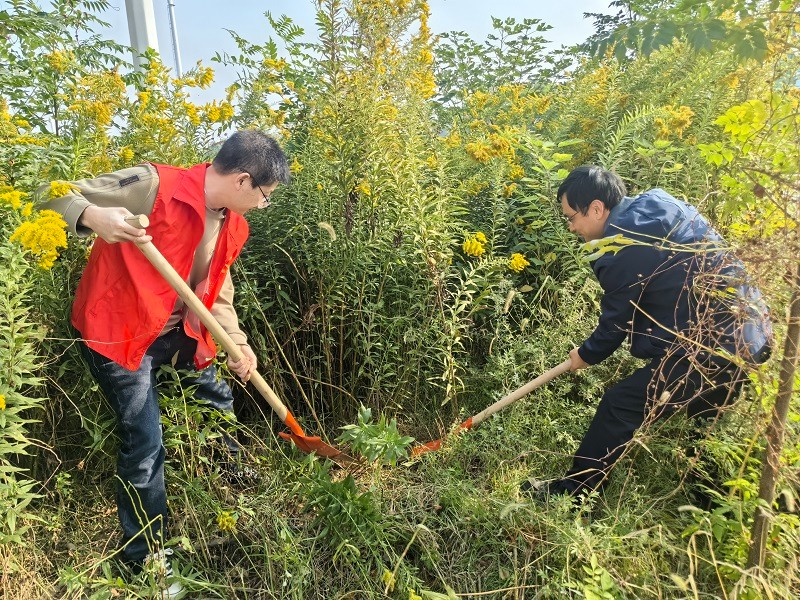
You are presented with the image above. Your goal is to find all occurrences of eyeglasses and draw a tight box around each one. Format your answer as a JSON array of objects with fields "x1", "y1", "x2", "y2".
[
  {"x1": 255, "y1": 183, "x2": 271, "y2": 208},
  {"x1": 242, "y1": 172, "x2": 272, "y2": 208},
  {"x1": 564, "y1": 210, "x2": 580, "y2": 224}
]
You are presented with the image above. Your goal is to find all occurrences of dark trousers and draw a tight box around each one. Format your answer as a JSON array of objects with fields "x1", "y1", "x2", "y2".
[
  {"x1": 556, "y1": 353, "x2": 745, "y2": 496},
  {"x1": 80, "y1": 327, "x2": 236, "y2": 562}
]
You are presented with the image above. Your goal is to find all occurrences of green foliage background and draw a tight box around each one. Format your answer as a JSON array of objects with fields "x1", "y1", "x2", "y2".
[{"x1": 1, "y1": 0, "x2": 798, "y2": 598}]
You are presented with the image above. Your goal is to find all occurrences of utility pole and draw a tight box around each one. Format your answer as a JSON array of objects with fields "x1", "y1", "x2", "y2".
[
  {"x1": 124, "y1": 0, "x2": 159, "y2": 72},
  {"x1": 166, "y1": 0, "x2": 183, "y2": 77}
]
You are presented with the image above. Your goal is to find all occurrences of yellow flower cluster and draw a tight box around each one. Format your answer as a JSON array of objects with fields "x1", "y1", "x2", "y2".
[
  {"x1": 0, "y1": 187, "x2": 27, "y2": 209},
  {"x1": 418, "y1": 47, "x2": 433, "y2": 66},
  {"x1": 417, "y1": 2, "x2": 431, "y2": 42},
  {"x1": 44, "y1": 49, "x2": 73, "y2": 74},
  {"x1": 179, "y1": 65, "x2": 214, "y2": 89},
  {"x1": 584, "y1": 64, "x2": 611, "y2": 110},
  {"x1": 67, "y1": 71, "x2": 126, "y2": 127},
  {"x1": 508, "y1": 164, "x2": 524, "y2": 180},
  {"x1": 394, "y1": 0, "x2": 412, "y2": 15},
  {"x1": 463, "y1": 232, "x2": 487, "y2": 257},
  {"x1": 216, "y1": 511, "x2": 237, "y2": 533},
  {"x1": 355, "y1": 180, "x2": 372, "y2": 197},
  {"x1": 469, "y1": 90, "x2": 490, "y2": 111},
  {"x1": 290, "y1": 158, "x2": 304, "y2": 174},
  {"x1": 261, "y1": 57, "x2": 288, "y2": 73},
  {"x1": 0, "y1": 99, "x2": 19, "y2": 138},
  {"x1": 87, "y1": 155, "x2": 113, "y2": 175},
  {"x1": 723, "y1": 72, "x2": 740, "y2": 90},
  {"x1": 144, "y1": 60, "x2": 169, "y2": 87},
  {"x1": 464, "y1": 179, "x2": 488, "y2": 195},
  {"x1": 655, "y1": 105, "x2": 695, "y2": 140},
  {"x1": 10, "y1": 210, "x2": 68, "y2": 270},
  {"x1": 465, "y1": 141, "x2": 492, "y2": 163},
  {"x1": 205, "y1": 104, "x2": 222, "y2": 123},
  {"x1": 123, "y1": 56, "x2": 241, "y2": 154},
  {"x1": 118, "y1": 146, "x2": 135, "y2": 163},
  {"x1": 408, "y1": 69, "x2": 436, "y2": 99},
  {"x1": 464, "y1": 133, "x2": 515, "y2": 164},
  {"x1": 444, "y1": 128, "x2": 461, "y2": 148},
  {"x1": 49, "y1": 181, "x2": 78, "y2": 199},
  {"x1": 11, "y1": 135, "x2": 46, "y2": 146},
  {"x1": 184, "y1": 102, "x2": 201, "y2": 126},
  {"x1": 508, "y1": 252, "x2": 530, "y2": 272},
  {"x1": 203, "y1": 100, "x2": 234, "y2": 123},
  {"x1": 90, "y1": 101, "x2": 113, "y2": 125},
  {"x1": 502, "y1": 183, "x2": 518, "y2": 198},
  {"x1": 405, "y1": 1, "x2": 436, "y2": 98},
  {"x1": 487, "y1": 133, "x2": 512, "y2": 155},
  {"x1": 381, "y1": 569, "x2": 395, "y2": 592},
  {"x1": 0, "y1": 394, "x2": 5, "y2": 410},
  {"x1": 465, "y1": 87, "x2": 552, "y2": 129}
]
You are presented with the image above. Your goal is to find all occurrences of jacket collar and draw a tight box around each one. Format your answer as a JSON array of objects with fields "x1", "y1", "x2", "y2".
[
  {"x1": 171, "y1": 163, "x2": 210, "y2": 219},
  {"x1": 603, "y1": 196, "x2": 635, "y2": 236}
]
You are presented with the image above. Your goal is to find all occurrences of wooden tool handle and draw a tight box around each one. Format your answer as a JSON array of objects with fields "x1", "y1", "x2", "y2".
[
  {"x1": 126, "y1": 215, "x2": 291, "y2": 423},
  {"x1": 125, "y1": 214, "x2": 150, "y2": 228},
  {"x1": 469, "y1": 358, "x2": 572, "y2": 428}
]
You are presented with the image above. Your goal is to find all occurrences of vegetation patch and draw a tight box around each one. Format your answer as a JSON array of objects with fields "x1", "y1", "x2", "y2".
[{"x1": 1, "y1": 0, "x2": 798, "y2": 598}]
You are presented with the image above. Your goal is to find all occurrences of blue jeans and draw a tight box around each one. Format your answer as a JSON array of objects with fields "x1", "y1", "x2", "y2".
[{"x1": 80, "y1": 327, "x2": 236, "y2": 562}]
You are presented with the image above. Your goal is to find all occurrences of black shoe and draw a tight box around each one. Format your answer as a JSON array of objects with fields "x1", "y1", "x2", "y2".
[
  {"x1": 686, "y1": 463, "x2": 724, "y2": 511},
  {"x1": 520, "y1": 478, "x2": 567, "y2": 502},
  {"x1": 521, "y1": 478, "x2": 593, "y2": 522},
  {"x1": 220, "y1": 460, "x2": 261, "y2": 486},
  {"x1": 125, "y1": 549, "x2": 185, "y2": 599},
  {"x1": 687, "y1": 484, "x2": 717, "y2": 511}
]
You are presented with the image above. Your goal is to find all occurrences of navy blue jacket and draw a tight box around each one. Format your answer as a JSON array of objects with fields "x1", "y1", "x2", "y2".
[{"x1": 578, "y1": 189, "x2": 771, "y2": 365}]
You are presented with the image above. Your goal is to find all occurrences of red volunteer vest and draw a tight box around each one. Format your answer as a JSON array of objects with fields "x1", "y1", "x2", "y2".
[{"x1": 72, "y1": 163, "x2": 250, "y2": 370}]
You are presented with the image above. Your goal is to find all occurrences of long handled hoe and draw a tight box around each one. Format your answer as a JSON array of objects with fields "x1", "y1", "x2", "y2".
[
  {"x1": 126, "y1": 215, "x2": 343, "y2": 459},
  {"x1": 413, "y1": 358, "x2": 572, "y2": 456}
]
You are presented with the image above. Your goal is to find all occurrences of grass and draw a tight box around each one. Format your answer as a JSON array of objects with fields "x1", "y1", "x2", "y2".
[{"x1": 6, "y1": 374, "x2": 798, "y2": 599}]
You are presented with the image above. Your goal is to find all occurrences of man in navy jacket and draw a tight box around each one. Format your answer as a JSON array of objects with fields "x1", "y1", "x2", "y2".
[{"x1": 527, "y1": 165, "x2": 772, "y2": 500}]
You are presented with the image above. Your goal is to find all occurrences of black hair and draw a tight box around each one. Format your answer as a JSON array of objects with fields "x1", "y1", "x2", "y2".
[
  {"x1": 212, "y1": 130, "x2": 291, "y2": 187},
  {"x1": 556, "y1": 165, "x2": 626, "y2": 213}
]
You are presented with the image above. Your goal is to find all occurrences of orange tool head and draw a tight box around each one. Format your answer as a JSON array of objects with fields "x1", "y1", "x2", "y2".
[
  {"x1": 278, "y1": 431, "x2": 342, "y2": 459},
  {"x1": 411, "y1": 417, "x2": 474, "y2": 457}
]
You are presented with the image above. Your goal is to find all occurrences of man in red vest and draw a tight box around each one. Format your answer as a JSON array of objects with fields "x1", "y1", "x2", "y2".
[{"x1": 41, "y1": 130, "x2": 289, "y2": 595}]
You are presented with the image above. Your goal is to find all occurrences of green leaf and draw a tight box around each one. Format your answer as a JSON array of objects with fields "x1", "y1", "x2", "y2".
[
  {"x1": 613, "y1": 41, "x2": 628, "y2": 63},
  {"x1": 686, "y1": 24, "x2": 712, "y2": 52}
]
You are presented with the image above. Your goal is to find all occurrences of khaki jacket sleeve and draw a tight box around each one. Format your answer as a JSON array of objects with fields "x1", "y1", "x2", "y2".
[
  {"x1": 36, "y1": 164, "x2": 159, "y2": 237},
  {"x1": 211, "y1": 270, "x2": 249, "y2": 346}
]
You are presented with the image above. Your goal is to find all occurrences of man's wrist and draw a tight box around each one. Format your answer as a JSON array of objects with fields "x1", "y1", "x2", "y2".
[{"x1": 77, "y1": 205, "x2": 97, "y2": 230}]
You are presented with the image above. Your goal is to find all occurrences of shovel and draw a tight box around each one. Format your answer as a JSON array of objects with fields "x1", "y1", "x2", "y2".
[
  {"x1": 413, "y1": 358, "x2": 572, "y2": 456},
  {"x1": 125, "y1": 215, "x2": 342, "y2": 458}
]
